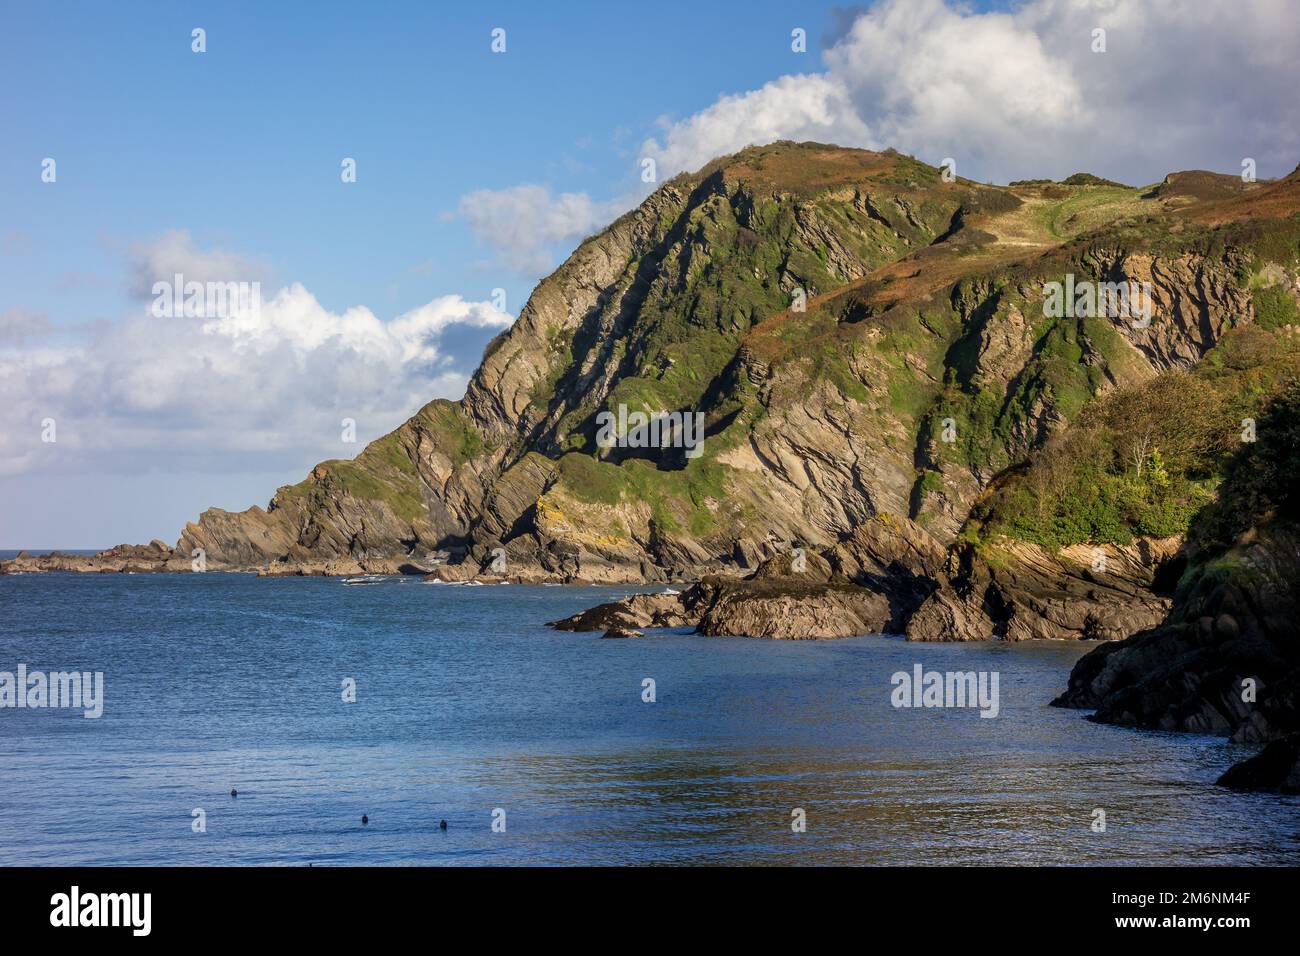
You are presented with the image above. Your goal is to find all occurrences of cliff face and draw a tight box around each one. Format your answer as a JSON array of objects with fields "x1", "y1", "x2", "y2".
[
  {"x1": 10, "y1": 145, "x2": 1300, "y2": 620},
  {"x1": 1055, "y1": 381, "x2": 1300, "y2": 735},
  {"x1": 154, "y1": 145, "x2": 1300, "y2": 585},
  {"x1": 1053, "y1": 381, "x2": 1300, "y2": 789}
]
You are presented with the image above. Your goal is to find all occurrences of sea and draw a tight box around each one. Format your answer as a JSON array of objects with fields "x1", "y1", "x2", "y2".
[{"x1": 1, "y1": 568, "x2": 1296, "y2": 865}]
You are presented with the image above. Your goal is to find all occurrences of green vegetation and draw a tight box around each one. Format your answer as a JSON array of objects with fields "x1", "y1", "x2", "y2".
[
  {"x1": 261, "y1": 143, "x2": 1300, "y2": 565},
  {"x1": 1060, "y1": 173, "x2": 1131, "y2": 188},
  {"x1": 272, "y1": 400, "x2": 490, "y2": 527},
  {"x1": 557, "y1": 451, "x2": 735, "y2": 537},
  {"x1": 977, "y1": 328, "x2": 1300, "y2": 547},
  {"x1": 415, "y1": 400, "x2": 489, "y2": 466},
  {"x1": 1252, "y1": 282, "x2": 1300, "y2": 330},
  {"x1": 1190, "y1": 377, "x2": 1300, "y2": 547}
]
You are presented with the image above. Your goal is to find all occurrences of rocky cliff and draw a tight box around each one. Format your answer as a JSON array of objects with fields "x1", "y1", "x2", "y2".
[
  {"x1": 8, "y1": 143, "x2": 1300, "y2": 654},
  {"x1": 1054, "y1": 381, "x2": 1300, "y2": 789}
]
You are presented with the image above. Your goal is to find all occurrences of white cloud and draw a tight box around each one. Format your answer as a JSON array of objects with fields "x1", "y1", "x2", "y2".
[
  {"x1": 640, "y1": 0, "x2": 1300, "y2": 185},
  {"x1": 0, "y1": 239, "x2": 513, "y2": 479},
  {"x1": 127, "y1": 229, "x2": 273, "y2": 300},
  {"x1": 643, "y1": 72, "x2": 874, "y2": 180},
  {"x1": 458, "y1": 0, "x2": 1299, "y2": 281},
  {"x1": 457, "y1": 184, "x2": 633, "y2": 276}
]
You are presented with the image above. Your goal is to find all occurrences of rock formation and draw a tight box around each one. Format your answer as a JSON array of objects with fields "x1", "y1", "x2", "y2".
[
  {"x1": 6, "y1": 145, "x2": 1299, "y2": 665},
  {"x1": 1054, "y1": 381, "x2": 1300, "y2": 790}
]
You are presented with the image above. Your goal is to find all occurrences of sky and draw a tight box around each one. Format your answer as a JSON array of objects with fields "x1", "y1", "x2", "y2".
[{"x1": 2, "y1": 0, "x2": 1298, "y2": 547}]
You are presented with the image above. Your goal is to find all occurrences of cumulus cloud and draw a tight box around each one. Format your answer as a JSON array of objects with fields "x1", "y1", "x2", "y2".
[
  {"x1": 0, "y1": 241, "x2": 512, "y2": 479},
  {"x1": 642, "y1": 0, "x2": 1300, "y2": 185},
  {"x1": 457, "y1": 185, "x2": 631, "y2": 276},
  {"x1": 459, "y1": 0, "x2": 1298, "y2": 280},
  {"x1": 127, "y1": 229, "x2": 274, "y2": 300},
  {"x1": 643, "y1": 72, "x2": 875, "y2": 180}
]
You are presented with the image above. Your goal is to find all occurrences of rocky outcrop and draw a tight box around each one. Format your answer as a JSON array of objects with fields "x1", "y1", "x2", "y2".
[
  {"x1": 548, "y1": 513, "x2": 941, "y2": 639},
  {"x1": 20, "y1": 144, "x2": 1300, "y2": 672},
  {"x1": 602, "y1": 626, "x2": 645, "y2": 639},
  {"x1": 1055, "y1": 379, "x2": 1300, "y2": 790},
  {"x1": 828, "y1": 513, "x2": 948, "y2": 631},
  {"x1": 548, "y1": 574, "x2": 890, "y2": 641},
  {"x1": 550, "y1": 590, "x2": 701, "y2": 632},
  {"x1": 86, "y1": 144, "x2": 1288, "y2": 585},
  {"x1": 1217, "y1": 733, "x2": 1300, "y2": 793},
  {"x1": 0, "y1": 540, "x2": 179, "y2": 574},
  {"x1": 545, "y1": 513, "x2": 1182, "y2": 642},
  {"x1": 694, "y1": 578, "x2": 891, "y2": 639},
  {"x1": 1052, "y1": 522, "x2": 1300, "y2": 740},
  {"x1": 907, "y1": 536, "x2": 1181, "y2": 642}
]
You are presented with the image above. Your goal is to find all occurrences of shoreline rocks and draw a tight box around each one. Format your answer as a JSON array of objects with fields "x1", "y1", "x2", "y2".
[
  {"x1": 1053, "y1": 522, "x2": 1300, "y2": 738},
  {"x1": 1053, "y1": 521, "x2": 1300, "y2": 791},
  {"x1": 1217, "y1": 733, "x2": 1300, "y2": 793},
  {"x1": 906, "y1": 536, "x2": 1181, "y2": 643},
  {"x1": 0, "y1": 540, "x2": 182, "y2": 574}
]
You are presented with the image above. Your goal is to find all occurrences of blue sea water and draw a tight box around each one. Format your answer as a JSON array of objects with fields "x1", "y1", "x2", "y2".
[{"x1": 0, "y1": 572, "x2": 1296, "y2": 866}]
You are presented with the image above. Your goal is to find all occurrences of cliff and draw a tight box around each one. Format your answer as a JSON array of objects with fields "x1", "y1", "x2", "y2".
[
  {"x1": 7, "y1": 145, "x2": 1300, "y2": 656},
  {"x1": 1054, "y1": 381, "x2": 1300, "y2": 789}
]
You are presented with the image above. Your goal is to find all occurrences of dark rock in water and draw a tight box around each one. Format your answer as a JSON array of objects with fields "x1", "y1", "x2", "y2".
[
  {"x1": 1, "y1": 540, "x2": 181, "y2": 575},
  {"x1": 553, "y1": 572, "x2": 891, "y2": 640},
  {"x1": 1056, "y1": 381, "x2": 1300, "y2": 779},
  {"x1": 693, "y1": 577, "x2": 890, "y2": 639},
  {"x1": 1218, "y1": 733, "x2": 1300, "y2": 793},
  {"x1": 550, "y1": 511, "x2": 1182, "y2": 643},
  {"x1": 1052, "y1": 522, "x2": 1300, "y2": 741},
  {"x1": 549, "y1": 591, "x2": 700, "y2": 633}
]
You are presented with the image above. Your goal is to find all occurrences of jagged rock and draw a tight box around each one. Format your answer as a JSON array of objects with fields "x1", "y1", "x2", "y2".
[
  {"x1": 828, "y1": 513, "x2": 947, "y2": 631},
  {"x1": 1053, "y1": 523, "x2": 1300, "y2": 737},
  {"x1": 751, "y1": 549, "x2": 837, "y2": 582},
  {"x1": 551, "y1": 572, "x2": 890, "y2": 641},
  {"x1": 0, "y1": 542, "x2": 176, "y2": 574},
  {"x1": 548, "y1": 591, "x2": 697, "y2": 632},
  {"x1": 1056, "y1": 375, "x2": 1300, "y2": 790},
  {"x1": 143, "y1": 148, "x2": 1271, "y2": 578},
  {"x1": 906, "y1": 536, "x2": 1179, "y2": 642},
  {"x1": 694, "y1": 577, "x2": 891, "y2": 639},
  {"x1": 20, "y1": 144, "x2": 1299, "y2": 674}
]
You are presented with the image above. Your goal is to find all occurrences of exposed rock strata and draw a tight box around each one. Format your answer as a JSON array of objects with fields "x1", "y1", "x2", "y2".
[
  {"x1": 9, "y1": 147, "x2": 1300, "y2": 684},
  {"x1": 906, "y1": 537, "x2": 1180, "y2": 643},
  {"x1": 1, "y1": 541, "x2": 181, "y2": 574},
  {"x1": 547, "y1": 513, "x2": 1178, "y2": 642}
]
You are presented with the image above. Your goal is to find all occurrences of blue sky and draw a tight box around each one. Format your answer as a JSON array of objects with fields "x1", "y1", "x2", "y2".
[
  {"x1": 2, "y1": 0, "x2": 1297, "y2": 546},
  {"x1": 1, "y1": 0, "x2": 855, "y2": 328}
]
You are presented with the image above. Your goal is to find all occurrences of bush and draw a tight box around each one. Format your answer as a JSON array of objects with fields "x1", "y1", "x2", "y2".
[{"x1": 1253, "y1": 283, "x2": 1300, "y2": 331}]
